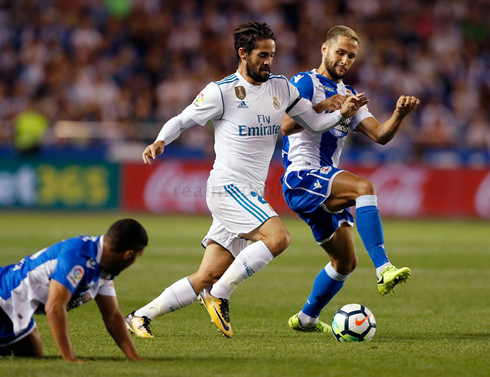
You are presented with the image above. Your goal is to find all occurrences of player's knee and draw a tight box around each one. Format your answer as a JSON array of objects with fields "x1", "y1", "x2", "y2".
[
  {"x1": 12, "y1": 337, "x2": 43, "y2": 357},
  {"x1": 348, "y1": 255, "x2": 358, "y2": 274},
  {"x1": 275, "y1": 230, "x2": 291, "y2": 253},
  {"x1": 280, "y1": 229, "x2": 292, "y2": 250},
  {"x1": 356, "y1": 178, "x2": 376, "y2": 197},
  {"x1": 267, "y1": 228, "x2": 291, "y2": 256},
  {"x1": 334, "y1": 254, "x2": 357, "y2": 275},
  {"x1": 31, "y1": 347, "x2": 43, "y2": 358}
]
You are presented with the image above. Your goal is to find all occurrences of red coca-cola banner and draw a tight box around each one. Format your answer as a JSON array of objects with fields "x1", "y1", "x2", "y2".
[{"x1": 122, "y1": 161, "x2": 490, "y2": 218}]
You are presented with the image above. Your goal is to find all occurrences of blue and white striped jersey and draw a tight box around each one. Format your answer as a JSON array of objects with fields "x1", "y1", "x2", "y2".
[
  {"x1": 0, "y1": 235, "x2": 115, "y2": 336},
  {"x1": 282, "y1": 69, "x2": 373, "y2": 172}
]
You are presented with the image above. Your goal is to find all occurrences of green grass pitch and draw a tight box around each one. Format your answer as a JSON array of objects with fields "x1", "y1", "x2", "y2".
[{"x1": 0, "y1": 212, "x2": 489, "y2": 376}]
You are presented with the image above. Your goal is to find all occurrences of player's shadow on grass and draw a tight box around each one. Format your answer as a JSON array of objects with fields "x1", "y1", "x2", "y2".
[
  {"x1": 1, "y1": 355, "x2": 254, "y2": 362},
  {"x1": 0, "y1": 356, "x2": 133, "y2": 362},
  {"x1": 385, "y1": 332, "x2": 490, "y2": 342},
  {"x1": 0, "y1": 355, "x2": 168, "y2": 362}
]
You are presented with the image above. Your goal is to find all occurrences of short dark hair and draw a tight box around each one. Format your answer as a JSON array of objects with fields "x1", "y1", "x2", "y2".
[
  {"x1": 233, "y1": 21, "x2": 275, "y2": 62},
  {"x1": 106, "y1": 219, "x2": 148, "y2": 253},
  {"x1": 325, "y1": 25, "x2": 360, "y2": 44}
]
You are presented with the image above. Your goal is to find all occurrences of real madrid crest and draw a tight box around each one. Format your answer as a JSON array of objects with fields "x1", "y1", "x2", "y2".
[
  {"x1": 235, "y1": 86, "x2": 246, "y2": 100},
  {"x1": 273, "y1": 96, "x2": 280, "y2": 110}
]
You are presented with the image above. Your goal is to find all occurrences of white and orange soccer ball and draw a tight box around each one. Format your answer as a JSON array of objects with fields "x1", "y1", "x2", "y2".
[{"x1": 332, "y1": 304, "x2": 376, "y2": 342}]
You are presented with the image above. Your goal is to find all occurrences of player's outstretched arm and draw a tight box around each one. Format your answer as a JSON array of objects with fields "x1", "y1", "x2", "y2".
[
  {"x1": 45, "y1": 280, "x2": 83, "y2": 363},
  {"x1": 143, "y1": 112, "x2": 198, "y2": 165},
  {"x1": 290, "y1": 93, "x2": 369, "y2": 134},
  {"x1": 95, "y1": 294, "x2": 147, "y2": 361},
  {"x1": 356, "y1": 95, "x2": 420, "y2": 145},
  {"x1": 281, "y1": 94, "x2": 349, "y2": 136}
]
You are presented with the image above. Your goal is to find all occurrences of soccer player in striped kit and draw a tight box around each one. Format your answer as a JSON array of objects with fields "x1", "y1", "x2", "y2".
[
  {"x1": 0, "y1": 219, "x2": 148, "y2": 362},
  {"x1": 281, "y1": 26, "x2": 420, "y2": 333},
  {"x1": 125, "y1": 21, "x2": 368, "y2": 338}
]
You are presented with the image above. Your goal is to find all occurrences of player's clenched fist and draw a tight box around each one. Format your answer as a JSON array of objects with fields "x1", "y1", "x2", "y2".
[
  {"x1": 395, "y1": 96, "x2": 420, "y2": 117},
  {"x1": 142, "y1": 140, "x2": 165, "y2": 165}
]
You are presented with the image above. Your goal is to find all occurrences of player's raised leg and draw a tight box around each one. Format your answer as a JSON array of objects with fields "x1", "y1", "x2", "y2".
[
  {"x1": 197, "y1": 184, "x2": 290, "y2": 338},
  {"x1": 290, "y1": 225, "x2": 355, "y2": 334},
  {"x1": 210, "y1": 216, "x2": 290, "y2": 299},
  {"x1": 192, "y1": 242, "x2": 237, "y2": 338},
  {"x1": 325, "y1": 171, "x2": 411, "y2": 295},
  {"x1": 203, "y1": 216, "x2": 290, "y2": 337},
  {"x1": 126, "y1": 241, "x2": 233, "y2": 338}
]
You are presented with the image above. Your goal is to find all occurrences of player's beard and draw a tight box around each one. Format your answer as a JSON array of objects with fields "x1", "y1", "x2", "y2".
[
  {"x1": 246, "y1": 58, "x2": 270, "y2": 83},
  {"x1": 325, "y1": 57, "x2": 348, "y2": 81}
]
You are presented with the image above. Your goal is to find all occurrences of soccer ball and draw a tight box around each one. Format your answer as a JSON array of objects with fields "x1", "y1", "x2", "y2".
[{"x1": 331, "y1": 304, "x2": 376, "y2": 342}]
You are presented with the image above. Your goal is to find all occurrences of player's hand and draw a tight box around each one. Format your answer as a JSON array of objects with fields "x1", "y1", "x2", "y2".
[
  {"x1": 395, "y1": 95, "x2": 420, "y2": 117},
  {"x1": 340, "y1": 93, "x2": 370, "y2": 118},
  {"x1": 315, "y1": 94, "x2": 348, "y2": 112},
  {"x1": 142, "y1": 141, "x2": 165, "y2": 165},
  {"x1": 326, "y1": 94, "x2": 348, "y2": 111}
]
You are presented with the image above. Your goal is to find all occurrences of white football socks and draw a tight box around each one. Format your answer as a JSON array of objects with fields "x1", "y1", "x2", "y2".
[
  {"x1": 134, "y1": 277, "x2": 197, "y2": 320},
  {"x1": 355, "y1": 194, "x2": 378, "y2": 208},
  {"x1": 211, "y1": 241, "x2": 274, "y2": 300},
  {"x1": 376, "y1": 262, "x2": 392, "y2": 279},
  {"x1": 298, "y1": 311, "x2": 319, "y2": 327},
  {"x1": 325, "y1": 261, "x2": 350, "y2": 282}
]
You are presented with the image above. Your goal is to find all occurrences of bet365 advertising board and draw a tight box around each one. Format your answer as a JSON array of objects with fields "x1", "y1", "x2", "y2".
[{"x1": 0, "y1": 161, "x2": 119, "y2": 208}]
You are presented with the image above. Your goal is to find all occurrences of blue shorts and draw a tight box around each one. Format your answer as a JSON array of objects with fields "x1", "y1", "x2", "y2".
[
  {"x1": 282, "y1": 167, "x2": 354, "y2": 244},
  {"x1": 0, "y1": 307, "x2": 36, "y2": 347}
]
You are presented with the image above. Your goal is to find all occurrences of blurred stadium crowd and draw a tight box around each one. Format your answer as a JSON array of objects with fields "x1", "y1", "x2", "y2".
[{"x1": 0, "y1": 0, "x2": 489, "y2": 163}]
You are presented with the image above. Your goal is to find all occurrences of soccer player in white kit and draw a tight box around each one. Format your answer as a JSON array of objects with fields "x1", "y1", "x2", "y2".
[
  {"x1": 281, "y1": 26, "x2": 420, "y2": 334},
  {"x1": 125, "y1": 21, "x2": 368, "y2": 338}
]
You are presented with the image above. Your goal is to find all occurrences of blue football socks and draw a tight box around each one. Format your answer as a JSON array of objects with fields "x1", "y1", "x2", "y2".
[
  {"x1": 302, "y1": 262, "x2": 349, "y2": 319},
  {"x1": 355, "y1": 195, "x2": 390, "y2": 269}
]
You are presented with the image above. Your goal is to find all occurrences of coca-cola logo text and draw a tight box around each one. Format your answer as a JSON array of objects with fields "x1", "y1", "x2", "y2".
[{"x1": 367, "y1": 166, "x2": 427, "y2": 217}]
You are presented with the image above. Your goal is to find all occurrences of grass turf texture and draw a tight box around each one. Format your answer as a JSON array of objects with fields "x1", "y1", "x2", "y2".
[{"x1": 0, "y1": 212, "x2": 489, "y2": 377}]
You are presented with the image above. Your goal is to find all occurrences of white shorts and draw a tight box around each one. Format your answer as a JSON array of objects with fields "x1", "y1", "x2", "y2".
[{"x1": 202, "y1": 184, "x2": 278, "y2": 257}]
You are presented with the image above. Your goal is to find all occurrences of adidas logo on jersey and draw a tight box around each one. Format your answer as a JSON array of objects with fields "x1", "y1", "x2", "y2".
[{"x1": 237, "y1": 101, "x2": 249, "y2": 108}]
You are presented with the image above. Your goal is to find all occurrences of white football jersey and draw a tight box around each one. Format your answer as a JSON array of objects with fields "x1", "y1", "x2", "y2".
[{"x1": 182, "y1": 70, "x2": 313, "y2": 191}]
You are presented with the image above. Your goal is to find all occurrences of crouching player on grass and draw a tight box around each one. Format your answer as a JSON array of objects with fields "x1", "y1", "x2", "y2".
[{"x1": 0, "y1": 219, "x2": 148, "y2": 362}]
